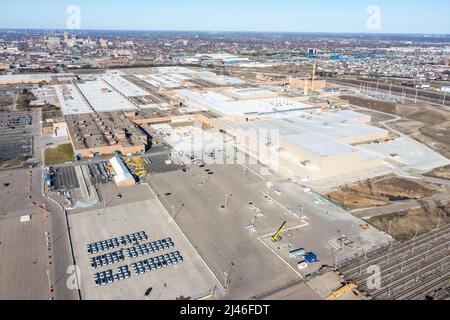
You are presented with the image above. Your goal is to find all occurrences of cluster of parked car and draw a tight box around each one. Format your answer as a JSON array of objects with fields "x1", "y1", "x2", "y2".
[
  {"x1": 118, "y1": 232, "x2": 148, "y2": 246},
  {"x1": 249, "y1": 202, "x2": 264, "y2": 217},
  {"x1": 90, "y1": 250, "x2": 125, "y2": 269},
  {"x1": 86, "y1": 239, "x2": 120, "y2": 255},
  {"x1": 93, "y1": 266, "x2": 131, "y2": 287},
  {"x1": 86, "y1": 232, "x2": 149, "y2": 256},
  {"x1": 88, "y1": 162, "x2": 113, "y2": 184},
  {"x1": 131, "y1": 251, "x2": 183, "y2": 275},
  {"x1": 124, "y1": 238, "x2": 174, "y2": 259}
]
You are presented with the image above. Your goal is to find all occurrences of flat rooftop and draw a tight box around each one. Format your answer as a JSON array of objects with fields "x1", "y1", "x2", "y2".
[
  {"x1": 65, "y1": 112, "x2": 147, "y2": 151},
  {"x1": 77, "y1": 80, "x2": 138, "y2": 113},
  {"x1": 284, "y1": 132, "x2": 355, "y2": 157},
  {"x1": 219, "y1": 110, "x2": 387, "y2": 159},
  {"x1": 176, "y1": 89, "x2": 319, "y2": 116},
  {"x1": 55, "y1": 84, "x2": 94, "y2": 115},
  {"x1": 100, "y1": 73, "x2": 149, "y2": 97}
]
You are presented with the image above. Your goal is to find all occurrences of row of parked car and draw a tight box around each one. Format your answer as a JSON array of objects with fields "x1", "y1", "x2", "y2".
[
  {"x1": 90, "y1": 250, "x2": 125, "y2": 269},
  {"x1": 131, "y1": 251, "x2": 183, "y2": 275},
  {"x1": 86, "y1": 231, "x2": 148, "y2": 255},
  {"x1": 124, "y1": 238, "x2": 174, "y2": 259},
  {"x1": 88, "y1": 163, "x2": 112, "y2": 184},
  {"x1": 118, "y1": 232, "x2": 148, "y2": 245},
  {"x1": 86, "y1": 239, "x2": 119, "y2": 255},
  {"x1": 93, "y1": 266, "x2": 131, "y2": 287}
]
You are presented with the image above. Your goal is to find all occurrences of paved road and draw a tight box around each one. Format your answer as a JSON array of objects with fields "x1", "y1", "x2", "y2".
[
  {"x1": 352, "y1": 192, "x2": 450, "y2": 219},
  {"x1": 34, "y1": 167, "x2": 79, "y2": 300}
]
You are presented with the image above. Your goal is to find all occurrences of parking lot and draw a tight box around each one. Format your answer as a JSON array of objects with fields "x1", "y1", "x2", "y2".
[
  {"x1": 0, "y1": 135, "x2": 33, "y2": 162},
  {"x1": 142, "y1": 155, "x2": 183, "y2": 175},
  {"x1": 53, "y1": 166, "x2": 80, "y2": 190},
  {"x1": 68, "y1": 190, "x2": 220, "y2": 300},
  {"x1": 0, "y1": 111, "x2": 32, "y2": 132},
  {"x1": 0, "y1": 112, "x2": 34, "y2": 165},
  {"x1": 0, "y1": 168, "x2": 78, "y2": 300},
  {"x1": 147, "y1": 164, "x2": 306, "y2": 299}
]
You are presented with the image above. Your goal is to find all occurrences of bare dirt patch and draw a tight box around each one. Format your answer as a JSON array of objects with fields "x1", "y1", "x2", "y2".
[
  {"x1": 368, "y1": 203, "x2": 450, "y2": 241},
  {"x1": 425, "y1": 165, "x2": 450, "y2": 180},
  {"x1": 340, "y1": 95, "x2": 397, "y2": 114},
  {"x1": 326, "y1": 175, "x2": 445, "y2": 211}
]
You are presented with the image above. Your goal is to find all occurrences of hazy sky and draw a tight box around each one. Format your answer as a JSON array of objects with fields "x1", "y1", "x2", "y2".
[{"x1": 0, "y1": 0, "x2": 449, "y2": 34}]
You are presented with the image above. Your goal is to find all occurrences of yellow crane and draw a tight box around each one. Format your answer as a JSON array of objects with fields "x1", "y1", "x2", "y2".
[
  {"x1": 325, "y1": 282, "x2": 358, "y2": 300},
  {"x1": 271, "y1": 221, "x2": 287, "y2": 242}
]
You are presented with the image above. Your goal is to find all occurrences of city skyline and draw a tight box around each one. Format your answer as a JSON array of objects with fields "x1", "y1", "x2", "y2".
[{"x1": 0, "y1": 0, "x2": 449, "y2": 34}]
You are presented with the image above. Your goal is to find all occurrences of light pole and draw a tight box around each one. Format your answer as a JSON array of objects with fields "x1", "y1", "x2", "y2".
[
  {"x1": 411, "y1": 224, "x2": 419, "y2": 253},
  {"x1": 225, "y1": 194, "x2": 232, "y2": 208}
]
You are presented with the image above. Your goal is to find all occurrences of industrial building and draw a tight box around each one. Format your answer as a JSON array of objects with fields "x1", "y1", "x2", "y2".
[
  {"x1": 174, "y1": 88, "x2": 321, "y2": 118},
  {"x1": 109, "y1": 156, "x2": 136, "y2": 187},
  {"x1": 0, "y1": 74, "x2": 52, "y2": 85},
  {"x1": 77, "y1": 79, "x2": 138, "y2": 113},
  {"x1": 65, "y1": 112, "x2": 150, "y2": 159},
  {"x1": 214, "y1": 111, "x2": 388, "y2": 181}
]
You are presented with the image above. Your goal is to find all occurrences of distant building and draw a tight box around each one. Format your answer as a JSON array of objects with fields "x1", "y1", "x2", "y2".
[
  {"x1": 46, "y1": 36, "x2": 61, "y2": 49},
  {"x1": 0, "y1": 74, "x2": 52, "y2": 85}
]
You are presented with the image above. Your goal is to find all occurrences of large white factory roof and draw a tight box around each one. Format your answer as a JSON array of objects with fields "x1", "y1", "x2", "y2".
[
  {"x1": 195, "y1": 71, "x2": 246, "y2": 85},
  {"x1": 156, "y1": 66, "x2": 194, "y2": 74},
  {"x1": 55, "y1": 84, "x2": 93, "y2": 115},
  {"x1": 77, "y1": 80, "x2": 138, "y2": 112},
  {"x1": 176, "y1": 89, "x2": 319, "y2": 116},
  {"x1": 136, "y1": 74, "x2": 185, "y2": 89},
  {"x1": 226, "y1": 87, "x2": 277, "y2": 97},
  {"x1": 100, "y1": 74, "x2": 148, "y2": 97},
  {"x1": 219, "y1": 110, "x2": 388, "y2": 158},
  {"x1": 284, "y1": 132, "x2": 355, "y2": 157}
]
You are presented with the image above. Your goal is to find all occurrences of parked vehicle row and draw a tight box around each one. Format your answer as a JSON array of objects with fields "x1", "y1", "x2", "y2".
[
  {"x1": 131, "y1": 251, "x2": 183, "y2": 276},
  {"x1": 90, "y1": 250, "x2": 125, "y2": 269},
  {"x1": 118, "y1": 231, "x2": 148, "y2": 245},
  {"x1": 86, "y1": 231, "x2": 148, "y2": 255},
  {"x1": 124, "y1": 238, "x2": 174, "y2": 259},
  {"x1": 93, "y1": 266, "x2": 131, "y2": 287}
]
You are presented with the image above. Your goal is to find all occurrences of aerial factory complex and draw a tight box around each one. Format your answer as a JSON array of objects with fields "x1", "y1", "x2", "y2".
[{"x1": 0, "y1": 26, "x2": 449, "y2": 302}]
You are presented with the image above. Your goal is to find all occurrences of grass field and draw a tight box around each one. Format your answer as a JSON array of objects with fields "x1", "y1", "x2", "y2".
[{"x1": 44, "y1": 143, "x2": 74, "y2": 165}]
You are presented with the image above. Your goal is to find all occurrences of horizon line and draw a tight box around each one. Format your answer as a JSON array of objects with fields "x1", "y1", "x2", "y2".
[{"x1": 0, "y1": 27, "x2": 449, "y2": 37}]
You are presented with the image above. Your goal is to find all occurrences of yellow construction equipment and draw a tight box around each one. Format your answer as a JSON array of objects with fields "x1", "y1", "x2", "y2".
[
  {"x1": 271, "y1": 221, "x2": 287, "y2": 242},
  {"x1": 325, "y1": 282, "x2": 358, "y2": 300}
]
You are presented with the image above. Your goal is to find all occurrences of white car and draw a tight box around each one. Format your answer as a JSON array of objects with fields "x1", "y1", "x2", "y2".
[{"x1": 298, "y1": 261, "x2": 308, "y2": 270}]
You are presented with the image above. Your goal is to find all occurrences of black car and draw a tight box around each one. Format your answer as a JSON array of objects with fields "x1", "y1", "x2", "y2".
[{"x1": 145, "y1": 288, "x2": 153, "y2": 296}]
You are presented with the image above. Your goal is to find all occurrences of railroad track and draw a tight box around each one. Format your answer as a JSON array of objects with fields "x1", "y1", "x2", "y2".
[
  {"x1": 349, "y1": 240, "x2": 448, "y2": 288},
  {"x1": 337, "y1": 224, "x2": 450, "y2": 300},
  {"x1": 392, "y1": 269, "x2": 450, "y2": 300},
  {"x1": 366, "y1": 255, "x2": 448, "y2": 299},
  {"x1": 339, "y1": 223, "x2": 450, "y2": 275},
  {"x1": 328, "y1": 78, "x2": 449, "y2": 107}
]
